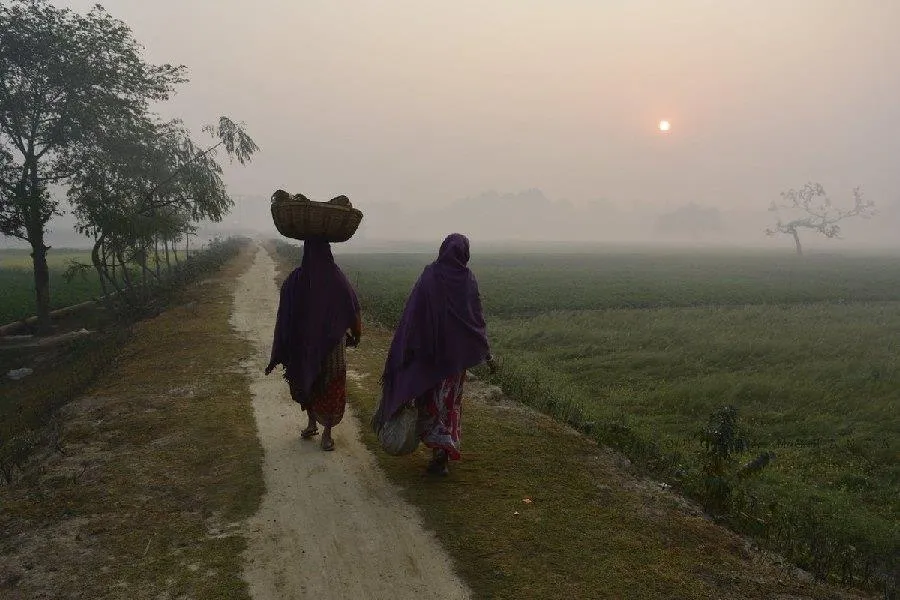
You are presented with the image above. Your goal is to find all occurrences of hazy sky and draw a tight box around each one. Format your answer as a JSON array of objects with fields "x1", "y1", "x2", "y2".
[{"x1": 56, "y1": 0, "x2": 900, "y2": 226}]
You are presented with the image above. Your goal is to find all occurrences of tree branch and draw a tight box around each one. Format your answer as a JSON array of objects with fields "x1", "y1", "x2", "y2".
[
  {"x1": 0, "y1": 228, "x2": 29, "y2": 242},
  {"x1": 768, "y1": 183, "x2": 874, "y2": 246},
  {"x1": 0, "y1": 79, "x2": 29, "y2": 155},
  {"x1": 144, "y1": 139, "x2": 224, "y2": 202}
]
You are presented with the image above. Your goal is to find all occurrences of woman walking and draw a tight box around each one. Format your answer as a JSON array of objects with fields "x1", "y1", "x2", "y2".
[
  {"x1": 266, "y1": 240, "x2": 362, "y2": 451},
  {"x1": 376, "y1": 233, "x2": 495, "y2": 475}
]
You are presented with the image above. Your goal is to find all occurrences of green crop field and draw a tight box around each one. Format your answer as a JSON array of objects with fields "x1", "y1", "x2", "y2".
[
  {"x1": 337, "y1": 248, "x2": 900, "y2": 588},
  {"x1": 0, "y1": 249, "x2": 103, "y2": 324}
]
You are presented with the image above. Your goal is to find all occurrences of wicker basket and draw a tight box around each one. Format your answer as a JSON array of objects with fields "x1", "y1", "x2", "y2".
[{"x1": 270, "y1": 192, "x2": 363, "y2": 243}]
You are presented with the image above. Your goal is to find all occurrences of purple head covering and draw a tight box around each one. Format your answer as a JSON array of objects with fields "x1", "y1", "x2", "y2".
[
  {"x1": 375, "y1": 233, "x2": 490, "y2": 425},
  {"x1": 267, "y1": 240, "x2": 360, "y2": 397}
]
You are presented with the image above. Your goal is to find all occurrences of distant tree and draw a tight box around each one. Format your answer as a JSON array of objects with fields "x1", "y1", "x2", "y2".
[
  {"x1": 655, "y1": 202, "x2": 724, "y2": 239},
  {"x1": 0, "y1": 0, "x2": 183, "y2": 331},
  {"x1": 766, "y1": 183, "x2": 875, "y2": 255}
]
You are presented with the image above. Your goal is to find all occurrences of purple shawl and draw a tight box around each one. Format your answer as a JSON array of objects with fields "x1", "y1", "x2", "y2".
[
  {"x1": 376, "y1": 234, "x2": 490, "y2": 425},
  {"x1": 267, "y1": 240, "x2": 360, "y2": 396}
]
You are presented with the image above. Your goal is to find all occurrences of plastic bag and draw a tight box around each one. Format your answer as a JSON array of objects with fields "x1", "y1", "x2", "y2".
[
  {"x1": 6, "y1": 367, "x2": 33, "y2": 381},
  {"x1": 378, "y1": 403, "x2": 420, "y2": 456}
]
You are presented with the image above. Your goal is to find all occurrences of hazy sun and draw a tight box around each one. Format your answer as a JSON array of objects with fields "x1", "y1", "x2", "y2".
[{"x1": 658, "y1": 120, "x2": 671, "y2": 132}]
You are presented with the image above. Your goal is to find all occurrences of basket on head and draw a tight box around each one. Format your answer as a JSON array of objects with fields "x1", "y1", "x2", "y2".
[{"x1": 270, "y1": 190, "x2": 363, "y2": 243}]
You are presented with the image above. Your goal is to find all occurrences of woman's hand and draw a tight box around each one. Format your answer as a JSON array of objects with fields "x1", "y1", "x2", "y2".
[
  {"x1": 347, "y1": 315, "x2": 362, "y2": 348},
  {"x1": 486, "y1": 354, "x2": 498, "y2": 374}
]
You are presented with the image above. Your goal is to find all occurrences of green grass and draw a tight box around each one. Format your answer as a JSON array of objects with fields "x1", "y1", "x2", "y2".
[
  {"x1": 490, "y1": 306, "x2": 898, "y2": 580},
  {"x1": 0, "y1": 248, "x2": 94, "y2": 269},
  {"x1": 0, "y1": 249, "x2": 103, "y2": 324},
  {"x1": 334, "y1": 248, "x2": 900, "y2": 592}
]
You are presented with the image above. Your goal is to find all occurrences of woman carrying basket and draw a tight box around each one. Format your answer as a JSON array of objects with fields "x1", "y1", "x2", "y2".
[
  {"x1": 265, "y1": 239, "x2": 362, "y2": 451},
  {"x1": 375, "y1": 233, "x2": 495, "y2": 475}
]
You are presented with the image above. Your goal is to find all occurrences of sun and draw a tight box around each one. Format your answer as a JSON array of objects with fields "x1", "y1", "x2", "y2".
[{"x1": 658, "y1": 120, "x2": 671, "y2": 132}]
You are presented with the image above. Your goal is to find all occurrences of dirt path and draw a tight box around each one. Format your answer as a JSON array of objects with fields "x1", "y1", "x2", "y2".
[{"x1": 230, "y1": 244, "x2": 470, "y2": 600}]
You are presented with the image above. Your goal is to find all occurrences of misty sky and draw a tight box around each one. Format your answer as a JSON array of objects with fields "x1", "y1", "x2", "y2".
[{"x1": 50, "y1": 0, "x2": 900, "y2": 238}]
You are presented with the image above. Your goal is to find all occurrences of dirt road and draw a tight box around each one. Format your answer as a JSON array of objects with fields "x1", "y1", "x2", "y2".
[{"x1": 230, "y1": 244, "x2": 470, "y2": 600}]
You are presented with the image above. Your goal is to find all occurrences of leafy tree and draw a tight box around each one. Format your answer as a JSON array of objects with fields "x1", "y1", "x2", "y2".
[
  {"x1": 766, "y1": 183, "x2": 875, "y2": 255},
  {"x1": 68, "y1": 116, "x2": 257, "y2": 307},
  {"x1": 0, "y1": 0, "x2": 183, "y2": 331}
]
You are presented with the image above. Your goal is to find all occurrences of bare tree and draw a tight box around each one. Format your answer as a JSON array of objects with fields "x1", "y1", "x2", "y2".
[{"x1": 766, "y1": 183, "x2": 875, "y2": 255}]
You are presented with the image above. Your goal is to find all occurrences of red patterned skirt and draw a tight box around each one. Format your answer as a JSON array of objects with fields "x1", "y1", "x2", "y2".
[
  {"x1": 288, "y1": 341, "x2": 347, "y2": 427},
  {"x1": 416, "y1": 371, "x2": 466, "y2": 460}
]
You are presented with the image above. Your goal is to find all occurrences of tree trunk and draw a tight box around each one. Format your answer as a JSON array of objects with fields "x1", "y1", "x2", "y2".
[
  {"x1": 29, "y1": 233, "x2": 52, "y2": 334},
  {"x1": 141, "y1": 250, "x2": 148, "y2": 299},
  {"x1": 140, "y1": 248, "x2": 160, "y2": 286},
  {"x1": 117, "y1": 252, "x2": 132, "y2": 287},
  {"x1": 23, "y1": 152, "x2": 52, "y2": 334},
  {"x1": 154, "y1": 238, "x2": 162, "y2": 278},
  {"x1": 91, "y1": 237, "x2": 109, "y2": 299},
  {"x1": 791, "y1": 229, "x2": 803, "y2": 256},
  {"x1": 108, "y1": 244, "x2": 116, "y2": 284},
  {"x1": 94, "y1": 237, "x2": 125, "y2": 300},
  {"x1": 164, "y1": 240, "x2": 171, "y2": 271}
]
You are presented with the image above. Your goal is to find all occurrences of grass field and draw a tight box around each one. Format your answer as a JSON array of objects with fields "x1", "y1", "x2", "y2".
[
  {"x1": 336, "y1": 247, "x2": 900, "y2": 591},
  {"x1": 0, "y1": 249, "x2": 102, "y2": 324},
  {"x1": 339, "y1": 250, "x2": 900, "y2": 315},
  {"x1": 0, "y1": 247, "x2": 209, "y2": 325}
]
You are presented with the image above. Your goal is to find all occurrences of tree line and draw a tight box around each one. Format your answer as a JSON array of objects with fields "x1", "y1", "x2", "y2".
[{"x1": 0, "y1": 0, "x2": 257, "y2": 332}]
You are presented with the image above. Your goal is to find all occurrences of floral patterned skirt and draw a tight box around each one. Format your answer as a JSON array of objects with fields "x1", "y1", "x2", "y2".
[
  {"x1": 416, "y1": 371, "x2": 466, "y2": 460},
  {"x1": 288, "y1": 340, "x2": 347, "y2": 427}
]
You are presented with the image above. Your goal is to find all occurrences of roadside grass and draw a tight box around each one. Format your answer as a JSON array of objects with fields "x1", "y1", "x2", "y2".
[
  {"x1": 344, "y1": 326, "x2": 867, "y2": 600},
  {"x1": 1, "y1": 240, "x2": 248, "y2": 481},
  {"x1": 0, "y1": 327, "x2": 128, "y2": 480},
  {"x1": 492, "y1": 304, "x2": 900, "y2": 510},
  {"x1": 0, "y1": 245, "x2": 264, "y2": 599},
  {"x1": 488, "y1": 306, "x2": 899, "y2": 588}
]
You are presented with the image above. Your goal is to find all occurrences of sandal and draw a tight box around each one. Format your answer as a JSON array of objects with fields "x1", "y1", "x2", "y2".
[
  {"x1": 426, "y1": 460, "x2": 449, "y2": 476},
  {"x1": 321, "y1": 437, "x2": 335, "y2": 451},
  {"x1": 300, "y1": 427, "x2": 319, "y2": 439},
  {"x1": 426, "y1": 450, "x2": 449, "y2": 476}
]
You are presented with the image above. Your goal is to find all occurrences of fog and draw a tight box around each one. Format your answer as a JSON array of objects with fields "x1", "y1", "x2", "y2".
[{"x1": 27, "y1": 0, "x2": 900, "y2": 250}]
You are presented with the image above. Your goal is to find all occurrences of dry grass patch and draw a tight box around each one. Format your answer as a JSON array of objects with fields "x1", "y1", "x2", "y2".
[{"x1": 0, "y1": 246, "x2": 264, "y2": 599}]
